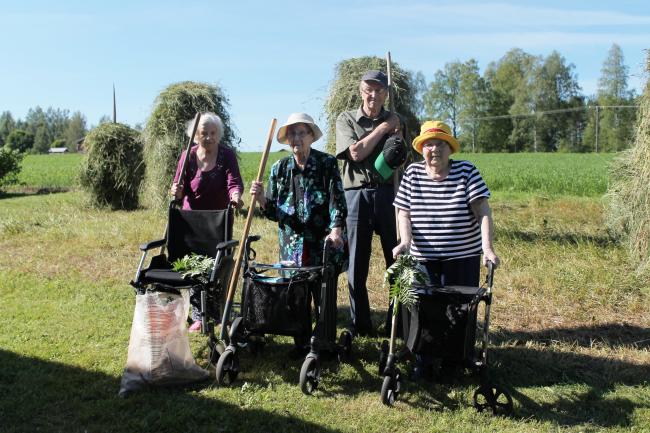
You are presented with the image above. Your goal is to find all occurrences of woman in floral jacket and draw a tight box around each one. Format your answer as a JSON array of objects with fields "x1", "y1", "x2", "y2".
[{"x1": 250, "y1": 112, "x2": 347, "y2": 271}]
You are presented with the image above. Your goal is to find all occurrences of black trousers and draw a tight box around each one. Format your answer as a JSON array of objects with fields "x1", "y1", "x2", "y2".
[
  {"x1": 345, "y1": 186, "x2": 397, "y2": 334},
  {"x1": 423, "y1": 256, "x2": 481, "y2": 287}
]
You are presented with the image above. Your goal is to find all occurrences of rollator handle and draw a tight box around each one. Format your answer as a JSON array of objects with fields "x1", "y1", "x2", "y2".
[
  {"x1": 321, "y1": 238, "x2": 333, "y2": 269},
  {"x1": 486, "y1": 260, "x2": 495, "y2": 290}
]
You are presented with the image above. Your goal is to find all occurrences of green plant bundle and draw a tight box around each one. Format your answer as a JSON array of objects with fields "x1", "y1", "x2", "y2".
[
  {"x1": 384, "y1": 254, "x2": 427, "y2": 314},
  {"x1": 171, "y1": 253, "x2": 214, "y2": 283}
]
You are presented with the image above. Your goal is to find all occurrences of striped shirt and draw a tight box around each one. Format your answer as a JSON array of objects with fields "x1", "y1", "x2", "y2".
[{"x1": 393, "y1": 160, "x2": 490, "y2": 260}]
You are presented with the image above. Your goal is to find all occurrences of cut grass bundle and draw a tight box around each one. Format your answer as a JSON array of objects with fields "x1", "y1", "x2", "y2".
[
  {"x1": 142, "y1": 81, "x2": 237, "y2": 210},
  {"x1": 323, "y1": 56, "x2": 421, "y2": 154},
  {"x1": 606, "y1": 54, "x2": 650, "y2": 273},
  {"x1": 79, "y1": 123, "x2": 143, "y2": 210}
]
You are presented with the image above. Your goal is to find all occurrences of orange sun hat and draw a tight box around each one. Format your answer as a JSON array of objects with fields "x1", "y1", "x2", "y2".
[{"x1": 411, "y1": 120, "x2": 460, "y2": 154}]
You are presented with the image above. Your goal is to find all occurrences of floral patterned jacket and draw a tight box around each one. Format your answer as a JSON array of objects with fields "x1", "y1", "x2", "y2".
[{"x1": 262, "y1": 149, "x2": 347, "y2": 270}]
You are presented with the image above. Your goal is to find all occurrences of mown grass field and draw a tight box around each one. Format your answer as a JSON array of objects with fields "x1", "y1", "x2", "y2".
[{"x1": 1, "y1": 152, "x2": 648, "y2": 433}]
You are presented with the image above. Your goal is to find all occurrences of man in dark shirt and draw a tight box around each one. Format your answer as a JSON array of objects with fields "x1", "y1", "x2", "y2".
[{"x1": 335, "y1": 70, "x2": 400, "y2": 337}]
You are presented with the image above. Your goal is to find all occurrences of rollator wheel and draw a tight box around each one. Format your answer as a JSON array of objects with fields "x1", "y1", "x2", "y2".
[
  {"x1": 208, "y1": 338, "x2": 225, "y2": 366},
  {"x1": 215, "y1": 348, "x2": 239, "y2": 386},
  {"x1": 378, "y1": 340, "x2": 389, "y2": 375},
  {"x1": 473, "y1": 385, "x2": 513, "y2": 416},
  {"x1": 394, "y1": 369, "x2": 402, "y2": 394},
  {"x1": 209, "y1": 345, "x2": 220, "y2": 366},
  {"x1": 338, "y1": 330, "x2": 352, "y2": 362},
  {"x1": 380, "y1": 375, "x2": 397, "y2": 406},
  {"x1": 299, "y1": 357, "x2": 320, "y2": 395}
]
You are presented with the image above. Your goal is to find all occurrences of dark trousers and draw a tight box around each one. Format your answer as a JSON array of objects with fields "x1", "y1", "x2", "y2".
[
  {"x1": 423, "y1": 256, "x2": 481, "y2": 287},
  {"x1": 345, "y1": 186, "x2": 397, "y2": 335}
]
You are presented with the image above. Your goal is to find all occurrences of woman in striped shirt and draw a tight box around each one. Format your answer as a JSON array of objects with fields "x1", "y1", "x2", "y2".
[
  {"x1": 392, "y1": 120, "x2": 499, "y2": 381},
  {"x1": 392, "y1": 120, "x2": 499, "y2": 288}
]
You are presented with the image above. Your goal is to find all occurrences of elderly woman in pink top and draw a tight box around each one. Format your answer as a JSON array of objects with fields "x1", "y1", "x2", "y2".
[
  {"x1": 171, "y1": 112, "x2": 244, "y2": 210},
  {"x1": 170, "y1": 112, "x2": 244, "y2": 331}
]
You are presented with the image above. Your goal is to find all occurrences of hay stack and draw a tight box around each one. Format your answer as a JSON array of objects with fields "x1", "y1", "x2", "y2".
[
  {"x1": 79, "y1": 123, "x2": 144, "y2": 210},
  {"x1": 323, "y1": 56, "x2": 420, "y2": 154},
  {"x1": 142, "y1": 81, "x2": 237, "y2": 209},
  {"x1": 607, "y1": 54, "x2": 650, "y2": 272}
]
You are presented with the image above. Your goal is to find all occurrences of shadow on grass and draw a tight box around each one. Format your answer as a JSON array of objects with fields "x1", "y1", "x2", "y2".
[
  {"x1": 500, "y1": 228, "x2": 616, "y2": 247},
  {"x1": 186, "y1": 307, "x2": 649, "y2": 429},
  {"x1": 0, "y1": 187, "x2": 70, "y2": 199},
  {"x1": 328, "y1": 311, "x2": 650, "y2": 429},
  {"x1": 0, "y1": 349, "x2": 343, "y2": 433},
  {"x1": 489, "y1": 331, "x2": 650, "y2": 427},
  {"x1": 497, "y1": 323, "x2": 650, "y2": 350},
  {"x1": 405, "y1": 324, "x2": 650, "y2": 427},
  {"x1": 193, "y1": 306, "x2": 391, "y2": 399}
]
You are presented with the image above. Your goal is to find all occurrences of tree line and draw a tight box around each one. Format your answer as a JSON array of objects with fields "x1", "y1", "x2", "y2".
[
  {"x1": 0, "y1": 107, "x2": 90, "y2": 154},
  {"x1": 417, "y1": 44, "x2": 638, "y2": 152}
]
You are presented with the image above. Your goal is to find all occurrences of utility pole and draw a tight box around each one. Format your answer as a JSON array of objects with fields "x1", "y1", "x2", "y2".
[
  {"x1": 472, "y1": 120, "x2": 476, "y2": 152},
  {"x1": 594, "y1": 105, "x2": 599, "y2": 152}
]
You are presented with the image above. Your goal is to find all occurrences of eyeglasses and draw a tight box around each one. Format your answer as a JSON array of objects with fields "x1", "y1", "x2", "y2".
[
  {"x1": 287, "y1": 130, "x2": 312, "y2": 139},
  {"x1": 361, "y1": 86, "x2": 386, "y2": 96},
  {"x1": 422, "y1": 141, "x2": 449, "y2": 149}
]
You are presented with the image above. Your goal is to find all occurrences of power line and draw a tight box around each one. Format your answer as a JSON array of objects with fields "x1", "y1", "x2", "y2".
[{"x1": 462, "y1": 105, "x2": 638, "y2": 122}]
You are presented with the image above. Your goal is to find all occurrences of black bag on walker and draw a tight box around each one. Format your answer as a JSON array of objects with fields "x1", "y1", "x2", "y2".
[
  {"x1": 405, "y1": 288, "x2": 479, "y2": 362},
  {"x1": 242, "y1": 271, "x2": 313, "y2": 338}
]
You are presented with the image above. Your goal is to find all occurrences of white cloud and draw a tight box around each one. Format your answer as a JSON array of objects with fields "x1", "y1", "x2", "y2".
[
  {"x1": 399, "y1": 31, "x2": 650, "y2": 49},
  {"x1": 359, "y1": 2, "x2": 650, "y2": 27}
]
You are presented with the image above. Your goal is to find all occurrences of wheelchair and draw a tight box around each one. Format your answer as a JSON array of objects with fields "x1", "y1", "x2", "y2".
[
  {"x1": 130, "y1": 202, "x2": 238, "y2": 367},
  {"x1": 216, "y1": 237, "x2": 352, "y2": 393},
  {"x1": 378, "y1": 261, "x2": 513, "y2": 415}
]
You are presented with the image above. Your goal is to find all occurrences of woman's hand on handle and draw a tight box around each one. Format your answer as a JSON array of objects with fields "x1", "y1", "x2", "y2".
[
  {"x1": 483, "y1": 249, "x2": 500, "y2": 268},
  {"x1": 230, "y1": 192, "x2": 244, "y2": 209},
  {"x1": 170, "y1": 182, "x2": 182, "y2": 199},
  {"x1": 249, "y1": 181, "x2": 266, "y2": 208},
  {"x1": 326, "y1": 227, "x2": 344, "y2": 249}
]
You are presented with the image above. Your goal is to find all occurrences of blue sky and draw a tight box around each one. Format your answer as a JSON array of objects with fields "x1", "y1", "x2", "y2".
[{"x1": 1, "y1": 0, "x2": 648, "y2": 151}]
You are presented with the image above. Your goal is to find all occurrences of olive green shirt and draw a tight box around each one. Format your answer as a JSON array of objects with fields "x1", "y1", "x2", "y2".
[{"x1": 335, "y1": 107, "x2": 394, "y2": 190}]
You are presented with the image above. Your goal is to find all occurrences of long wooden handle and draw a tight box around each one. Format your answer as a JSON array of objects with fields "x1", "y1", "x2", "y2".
[
  {"x1": 386, "y1": 52, "x2": 401, "y2": 242},
  {"x1": 224, "y1": 118, "x2": 277, "y2": 304},
  {"x1": 177, "y1": 112, "x2": 202, "y2": 193}
]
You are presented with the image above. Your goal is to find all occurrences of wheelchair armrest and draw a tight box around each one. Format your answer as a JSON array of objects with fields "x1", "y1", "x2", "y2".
[
  {"x1": 216, "y1": 240, "x2": 239, "y2": 251},
  {"x1": 139, "y1": 239, "x2": 166, "y2": 251}
]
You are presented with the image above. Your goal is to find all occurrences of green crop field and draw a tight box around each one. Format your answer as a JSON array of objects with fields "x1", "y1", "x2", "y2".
[
  {"x1": 458, "y1": 152, "x2": 615, "y2": 197},
  {"x1": 1, "y1": 152, "x2": 648, "y2": 433},
  {"x1": 13, "y1": 153, "x2": 84, "y2": 191},
  {"x1": 9, "y1": 151, "x2": 615, "y2": 197}
]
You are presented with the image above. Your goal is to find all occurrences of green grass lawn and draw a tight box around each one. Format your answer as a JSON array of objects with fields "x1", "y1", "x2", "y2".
[{"x1": 1, "y1": 152, "x2": 648, "y2": 433}]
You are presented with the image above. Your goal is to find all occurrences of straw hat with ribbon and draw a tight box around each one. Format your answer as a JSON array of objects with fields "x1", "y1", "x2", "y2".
[
  {"x1": 276, "y1": 113, "x2": 323, "y2": 144},
  {"x1": 412, "y1": 120, "x2": 460, "y2": 154}
]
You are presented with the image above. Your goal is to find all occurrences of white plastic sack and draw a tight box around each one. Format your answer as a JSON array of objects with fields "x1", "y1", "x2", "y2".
[{"x1": 119, "y1": 290, "x2": 208, "y2": 397}]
